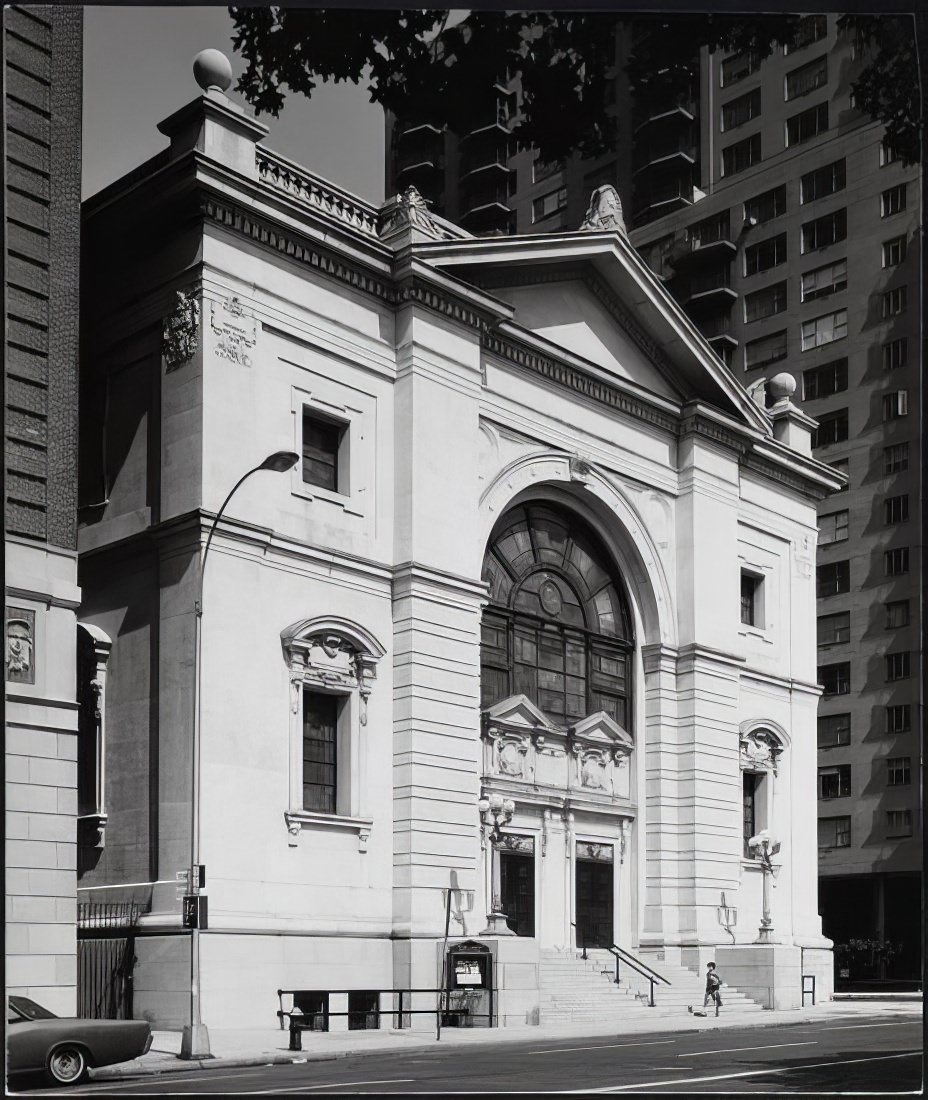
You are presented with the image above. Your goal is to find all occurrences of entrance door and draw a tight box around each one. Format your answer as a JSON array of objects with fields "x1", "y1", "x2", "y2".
[
  {"x1": 575, "y1": 842, "x2": 614, "y2": 948},
  {"x1": 499, "y1": 837, "x2": 535, "y2": 937}
]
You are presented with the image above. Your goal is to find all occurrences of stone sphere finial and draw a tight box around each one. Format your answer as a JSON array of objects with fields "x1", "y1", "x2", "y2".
[
  {"x1": 193, "y1": 49, "x2": 233, "y2": 94},
  {"x1": 768, "y1": 372, "x2": 797, "y2": 400}
]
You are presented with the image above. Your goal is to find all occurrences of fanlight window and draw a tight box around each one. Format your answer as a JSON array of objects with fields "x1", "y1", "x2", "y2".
[{"x1": 481, "y1": 504, "x2": 634, "y2": 727}]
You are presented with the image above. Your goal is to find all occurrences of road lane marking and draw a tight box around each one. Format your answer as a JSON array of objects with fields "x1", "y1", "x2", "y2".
[
  {"x1": 249, "y1": 1080, "x2": 415, "y2": 1094},
  {"x1": 530, "y1": 1040, "x2": 676, "y2": 1055},
  {"x1": 822, "y1": 1021, "x2": 918, "y2": 1030},
  {"x1": 572, "y1": 1049, "x2": 920, "y2": 1092},
  {"x1": 678, "y1": 1040, "x2": 817, "y2": 1057}
]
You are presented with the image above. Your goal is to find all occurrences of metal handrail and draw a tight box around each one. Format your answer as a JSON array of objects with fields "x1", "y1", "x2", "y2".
[
  {"x1": 569, "y1": 921, "x2": 587, "y2": 960},
  {"x1": 606, "y1": 945, "x2": 671, "y2": 1007},
  {"x1": 276, "y1": 987, "x2": 494, "y2": 1038}
]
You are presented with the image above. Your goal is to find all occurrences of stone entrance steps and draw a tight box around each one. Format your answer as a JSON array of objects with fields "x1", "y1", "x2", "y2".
[{"x1": 539, "y1": 948, "x2": 763, "y2": 1024}]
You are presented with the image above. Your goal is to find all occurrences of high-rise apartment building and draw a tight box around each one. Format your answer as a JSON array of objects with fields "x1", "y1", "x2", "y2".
[{"x1": 385, "y1": 13, "x2": 923, "y2": 988}]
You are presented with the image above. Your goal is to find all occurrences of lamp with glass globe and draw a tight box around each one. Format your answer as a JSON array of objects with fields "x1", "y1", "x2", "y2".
[{"x1": 478, "y1": 792, "x2": 516, "y2": 936}]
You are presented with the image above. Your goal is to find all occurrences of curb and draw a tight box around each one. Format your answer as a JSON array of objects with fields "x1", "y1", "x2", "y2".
[{"x1": 91, "y1": 1051, "x2": 342, "y2": 1080}]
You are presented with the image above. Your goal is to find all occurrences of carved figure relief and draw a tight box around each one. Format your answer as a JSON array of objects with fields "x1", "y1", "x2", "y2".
[
  {"x1": 740, "y1": 729, "x2": 784, "y2": 776},
  {"x1": 210, "y1": 295, "x2": 258, "y2": 367},
  {"x1": 5, "y1": 608, "x2": 35, "y2": 684},
  {"x1": 163, "y1": 290, "x2": 200, "y2": 371},
  {"x1": 379, "y1": 185, "x2": 453, "y2": 242},
  {"x1": 579, "y1": 184, "x2": 627, "y2": 235},
  {"x1": 580, "y1": 752, "x2": 608, "y2": 791}
]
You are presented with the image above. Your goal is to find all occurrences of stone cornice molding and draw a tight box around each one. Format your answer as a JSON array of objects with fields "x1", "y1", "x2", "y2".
[
  {"x1": 676, "y1": 642, "x2": 747, "y2": 670},
  {"x1": 640, "y1": 642, "x2": 679, "y2": 674},
  {"x1": 393, "y1": 561, "x2": 489, "y2": 605}
]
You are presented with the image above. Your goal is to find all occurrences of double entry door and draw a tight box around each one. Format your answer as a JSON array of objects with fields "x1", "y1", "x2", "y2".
[{"x1": 575, "y1": 843, "x2": 615, "y2": 949}]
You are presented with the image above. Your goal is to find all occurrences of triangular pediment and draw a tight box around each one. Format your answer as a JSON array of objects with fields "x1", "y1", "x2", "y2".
[
  {"x1": 483, "y1": 694, "x2": 557, "y2": 731},
  {"x1": 571, "y1": 710, "x2": 634, "y2": 750}
]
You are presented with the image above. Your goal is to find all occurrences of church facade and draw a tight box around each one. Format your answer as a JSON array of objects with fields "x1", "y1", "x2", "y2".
[{"x1": 76, "y1": 65, "x2": 838, "y2": 1029}]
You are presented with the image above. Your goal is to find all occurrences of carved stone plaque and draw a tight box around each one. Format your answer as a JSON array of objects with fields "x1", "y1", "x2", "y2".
[
  {"x1": 6, "y1": 606, "x2": 35, "y2": 684},
  {"x1": 210, "y1": 296, "x2": 258, "y2": 367}
]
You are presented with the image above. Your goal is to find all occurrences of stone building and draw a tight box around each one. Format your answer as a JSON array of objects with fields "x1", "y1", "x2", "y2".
[
  {"x1": 76, "y1": 57, "x2": 839, "y2": 1031},
  {"x1": 4, "y1": 4, "x2": 83, "y2": 1016}
]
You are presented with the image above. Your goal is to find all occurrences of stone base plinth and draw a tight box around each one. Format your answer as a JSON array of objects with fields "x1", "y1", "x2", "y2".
[{"x1": 715, "y1": 944, "x2": 802, "y2": 1010}]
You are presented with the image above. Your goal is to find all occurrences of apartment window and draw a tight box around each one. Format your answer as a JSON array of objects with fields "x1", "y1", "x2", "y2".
[
  {"x1": 786, "y1": 14, "x2": 828, "y2": 54},
  {"x1": 817, "y1": 560, "x2": 850, "y2": 597},
  {"x1": 881, "y1": 184, "x2": 906, "y2": 217},
  {"x1": 882, "y1": 390, "x2": 908, "y2": 420},
  {"x1": 810, "y1": 409, "x2": 848, "y2": 449},
  {"x1": 721, "y1": 52, "x2": 760, "y2": 87},
  {"x1": 786, "y1": 56, "x2": 828, "y2": 100},
  {"x1": 800, "y1": 160, "x2": 846, "y2": 204},
  {"x1": 818, "y1": 764, "x2": 851, "y2": 800},
  {"x1": 818, "y1": 816, "x2": 851, "y2": 849},
  {"x1": 803, "y1": 358, "x2": 847, "y2": 400},
  {"x1": 817, "y1": 713, "x2": 850, "y2": 748},
  {"x1": 801, "y1": 209, "x2": 847, "y2": 253},
  {"x1": 302, "y1": 411, "x2": 347, "y2": 493},
  {"x1": 882, "y1": 338, "x2": 908, "y2": 371},
  {"x1": 721, "y1": 88, "x2": 761, "y2": 131},
  {"x1": 886, "y1": 810, "x2": 912, "y2": 837},
  {"x1": 818, "y1": 611, "x2": 850, "y2": 646},
  {"x1": 744, "y1": 281, "x2": 787, "y2": 323},
  {"x1": 302, "y1": 690, "x2": 339, "y2": 813},
  {"x1": 801, "y1": 259, "x2": 847, "y2": 303},
  {"x1": 886, "y1": 600, "x2": 910, "y2": 629},
  {"x1": 533, "y1": 187, "x2": 567, "y2": 222},
  {"x1": 722, "y1": 133, "x2": 761, "y2": 177},
  {"x1": 637, "y1": 234, "x2": 675, "y2": 280},
  {"x1": 533, "y1": 156, "x2": 564, "y2": 184},
  {"x1": 740, "y1": 572, "x2": 762, "y2": 626},
  {"x1": 744, "y1": 330, "x2": 787, "y2": 370},
  {"x1": 880, "y1": 138, "x2": 898, "y2": 166},
  {"x1": 744, "y1": 185, "x2": 786, "y2": 225},
  {"x1": 885, "y1": 704, "x2": 911, "y2": 733},
  {"x1": 690, "y1": 211, "x2": 731, "y2": 249},
  {"x1": 802, "y1": 309, "x2": 846, "y2": 352},
  {"x1": 819, "y1": 662, "x2": 850, "y2": 696},
  {"x1": 786, "y1": 102, "x2": 828, "y2": 147},
  {"x1": 819, "y1": 510, "x2": 849, "y2": 545},
  {"x1": 882, "y1": 236, "x2": 907, "y2": 267},
  {"x1": 885, "y1": 652, "x2": 910, "y2": 682},
  {"x1": 882, "y1": 286, "x2": 907, "y2": 318},
  {"x1": 884, "y1": 495, "x2": 909, "y2": 525},
  {"x1": 883, "y1": 442, "x2": 908, "y2": 474},
  {"x1": 827, "y1": 458, "x2": 848, "y2": 492},
  {"x1": 744, "y1": 233, "x2": 787, "y2": 277},
  {"x1": 884, "y1": 547, "x2": 909, "y2": 576}
]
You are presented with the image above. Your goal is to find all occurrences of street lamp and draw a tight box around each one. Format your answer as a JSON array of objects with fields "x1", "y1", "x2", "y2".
[
  {"x1": 180, "y1": 450, "x2": 299, "y2": 1059},
  {"x1": 747, "y1": 829, "x2": 782, "y2": 945},
  {"x1": 478, "y1": 792, "x2": 516, "y2": 937}
]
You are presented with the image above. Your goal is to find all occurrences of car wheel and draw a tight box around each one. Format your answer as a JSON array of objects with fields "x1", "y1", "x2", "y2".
[{"x1": 47, "y1": 1045, "x2": 88, "y2": 1085}]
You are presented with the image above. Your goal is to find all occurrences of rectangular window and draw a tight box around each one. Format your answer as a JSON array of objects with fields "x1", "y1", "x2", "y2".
[
  {"x1": 886, "y1": 809, "x2": 912, "y2": 837},
  {"x1": 744, "y1": 281, "x2": 787, "y2": 323},
  {"x1": 801, "y1": 209, "x2": 847, "y2": 253},
  {"x1": 827, "y1": 458, "x2": 848, "y2": 492},
  {"x1": 743, "y1": 771, "x2": 760, "y2": 857},
  {"x1": 302, "y1": 411, "x2": 347, "y2": 493},
  {"x1": 744, "y1": 185, "x2": 786, "y2": 225},
  {"x1": 786, "y1": 56, "x2": 828, "y2": 100},
  {"x1": 690, "y1": 211, "x2": 731, "y2": 249},
  {"x1": 818, "y1": 764, "x2": 851, "y2": 799},
  {"x1": 740, "y1": 571, "x2": 761, "y2": 626},
  {"x1": 800, "y1": 160, "x2": 846, "y2": 204},
  {"x1": 885, "y1": 652, "x2": 910, "y2": 681},
  {"x1": 803, "y1": 358, "x2": 847, "y2": 400},
  {"x1": 302, "y1": 690, "x2": 339, "y2": 813},
  {"x1": 882, "y1": 286, "x2": 907, "y2": 318},
  {"x1": 801, "y1": 259, "x2": 847, "y2": 303},
  {"x1": 817, "y1": 713, "x2": 850, "y2": 748},
  {"x1": 786, "y1": 102, "x2": 828, "y2": 147},
  {"x1": 885, "y1": 704, "x2": 911, "y2": 733},
  {"x1": 802, "y1": 308, "x2": 847, "y2": 351},
  {"x1": 721, "y1": 51, "x2": 760, "y2": 87},
  {"x1": 882, "y1": 236, "x2": 907, "y2": 267},
  {"x1": 744, "y1": 329, "x2": 787, "y2": 370},
  {"x1": 786, "y1": 14, "x2": 828, "y2": 54},
  {"x1": 532, "y1": 187, "x2": 567, "y2": 222},
  {"x1": 884, "y1": 547, "x2": 909, "y2": 576},
  {"x1": 816, "y1": 559, "x2": 850, "y2": 597},
  {"x1": 818, "y1": 611, "x2": 850, "y2": 646},
  {"x1": 884, "y1": 495, "x2": 909, "y2": 525},
  {"x1": 883, "y1": 442, "x2": 908, "y2": 474},
  {"x1": 880, "y1": 137, "x2": 898, "y2": 166},
  {"x1": 811, "y1": 409, "x2": 849, "y2": 450},
  {"x1": 819, "y1": 510, "x2": 849, "y2": 545},
  {"x1": 745, "y1": 233, "x2": 787, "y2": 276},
  {"x1": 818, "y1": 816, "x2": 851, "y2": 848},
  {"x1": 819, "y1": 661, "x2": 850, "y2": 696},
  {"x1": 722, "y1": 133, "x2": 761, "y2": 176},
  {"x1": 882, "y1": 390, "x2": 908, "y2": 420},
  {"x1": 882, "y1": 338, "x2": 908, "y2": 371},
  {"x1": 721, "y1": 88, "x2": 761, "y2": 131},
  {"x1": 533, "y1": 156, "x2": 564, "y2": 184},
  {"x1": 886, "y1": 600, "x2": 909, "y2": 628},
  {"x1": 637, "y1": 234, "x2": 675, "y2": 280},
  {"x1": 881, "y1": 185, "x2": 906, "y2": 217}
]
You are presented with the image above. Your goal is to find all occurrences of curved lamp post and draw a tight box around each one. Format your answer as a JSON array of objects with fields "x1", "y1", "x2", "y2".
[
  {"x1": 478, "y1": 792, "x2": 516, "y2": 937},
  {"x1": 180, "y1": 450, "x2": 299, "y2": 1059},
  {"x1": 748, "y1": 829, "x2": 781, "y2": 945}
]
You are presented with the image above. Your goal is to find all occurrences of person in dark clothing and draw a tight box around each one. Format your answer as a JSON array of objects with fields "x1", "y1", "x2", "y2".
[{"x1": 703, "y1": 961, "x2": 722, "y2": 1016}]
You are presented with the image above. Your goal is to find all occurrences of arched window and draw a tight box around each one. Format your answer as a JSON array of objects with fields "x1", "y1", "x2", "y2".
[{"x1": 481, "y1": 504, "x2": 634, "y2": 728}]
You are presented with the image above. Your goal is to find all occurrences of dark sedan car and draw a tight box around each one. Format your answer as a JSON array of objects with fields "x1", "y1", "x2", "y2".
[{"x1": 7, "y1": 996, "x2": 152, "y2": 1085}]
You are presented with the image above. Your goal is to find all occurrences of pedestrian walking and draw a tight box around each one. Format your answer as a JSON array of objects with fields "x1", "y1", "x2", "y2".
[{"x1": 703, "y1": 961, "x2": 722, "y2": 1016}]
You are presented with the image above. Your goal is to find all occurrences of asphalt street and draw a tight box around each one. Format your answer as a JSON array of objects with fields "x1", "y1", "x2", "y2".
[{"x1": 11, "y1": 1013, "x2": 923, "y2": 1095}]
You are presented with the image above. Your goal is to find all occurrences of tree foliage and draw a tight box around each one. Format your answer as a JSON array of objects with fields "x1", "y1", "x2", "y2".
[{"x1": 228, "y1": 8, "x2": 920, "y2": 167}]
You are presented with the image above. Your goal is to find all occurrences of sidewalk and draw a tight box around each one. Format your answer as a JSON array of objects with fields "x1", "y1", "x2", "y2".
[{"x1": 91, "y1": 998, "x2": 922, "y2": 1081}]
